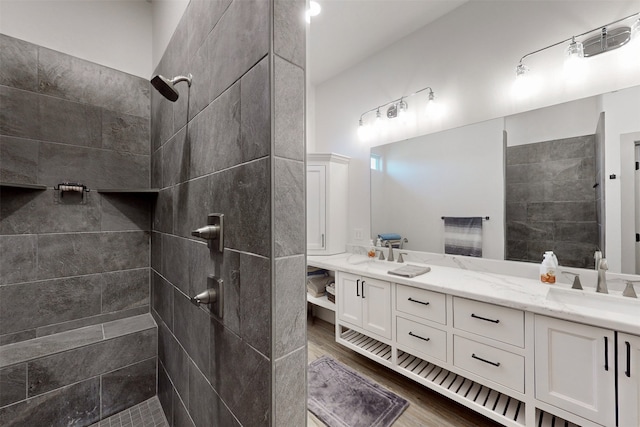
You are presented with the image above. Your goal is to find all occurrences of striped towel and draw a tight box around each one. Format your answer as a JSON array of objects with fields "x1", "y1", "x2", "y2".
[{"x1": 444, "y1": 217, "x2": 483, "y2": 257}]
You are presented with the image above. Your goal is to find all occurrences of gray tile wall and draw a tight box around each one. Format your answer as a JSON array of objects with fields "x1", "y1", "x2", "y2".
[
  {"x1": 0, "y1": 34, "x2": 152, "y2": 345},
  {"x1": 505, "y1": 135, "x2": 599, "y2": 268},
  {"x1": 0, "y1": 33, "x2": 155, "y2": 424},
  {"x1": 150, "y1": 1, "x2": 307, "y2": 426}
]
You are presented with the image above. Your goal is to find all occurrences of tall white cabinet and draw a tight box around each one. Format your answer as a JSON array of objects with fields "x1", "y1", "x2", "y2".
[{"x1": 307, "y1": 153, "x2": 349, "y2": 255}]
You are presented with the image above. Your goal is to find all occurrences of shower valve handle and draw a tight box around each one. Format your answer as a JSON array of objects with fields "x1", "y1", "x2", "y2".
[
  {"x1": 191, "y1": 213, "x2": 224, "y2": 252},
  {"x1": 191, "y1": 225, "x2": 219, "y2": 240}
]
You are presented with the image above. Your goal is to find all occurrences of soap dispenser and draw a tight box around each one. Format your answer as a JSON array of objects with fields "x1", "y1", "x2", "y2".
[
  {"x1": 540, "y1": 251, "x2": 558, "y2": 284},
  {"x1": 367, "y1": 240, "x2": 376, "y2": 258}
]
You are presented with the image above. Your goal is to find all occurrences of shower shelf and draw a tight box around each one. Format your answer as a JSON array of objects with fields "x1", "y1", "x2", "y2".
[
  {"x1": 96, "y1": 188, "x2": 160, "y2": 194},
  {"x1": 0, "y1": 182, "x2": 47, "y2": 190}
]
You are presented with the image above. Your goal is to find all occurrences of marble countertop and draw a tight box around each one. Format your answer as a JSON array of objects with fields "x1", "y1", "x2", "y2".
[{"x1": 308, "y1": 252, "x2": 640, "y2": 336}]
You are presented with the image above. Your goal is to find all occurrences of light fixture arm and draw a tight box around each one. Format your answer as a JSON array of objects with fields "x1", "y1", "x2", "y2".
[
  {"x1": 517, "y1": 11, "x2": 639, "y2": 65},
  {"x1": 358, "y1": 86, "x2": 436, "y2": 122}
]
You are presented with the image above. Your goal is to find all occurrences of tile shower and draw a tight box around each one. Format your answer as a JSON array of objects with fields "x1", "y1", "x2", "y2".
[{"x1": 0, "y1": 0, "x2": 307, "y2": 425}]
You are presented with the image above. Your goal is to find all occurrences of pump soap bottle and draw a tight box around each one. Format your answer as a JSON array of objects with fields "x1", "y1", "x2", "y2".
[{"x1": 540, "y1": 251, "x2": 558, "y2": 284}]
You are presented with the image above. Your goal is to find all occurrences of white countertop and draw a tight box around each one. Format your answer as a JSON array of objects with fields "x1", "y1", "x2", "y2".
[{"x1": 308, "y1": 252, "x2": 640, "y2": 335}]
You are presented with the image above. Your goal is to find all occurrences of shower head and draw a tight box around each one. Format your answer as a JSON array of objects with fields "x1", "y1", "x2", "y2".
[{"x1": 150, "y1": 73, "x2": 192, "y2": 102}]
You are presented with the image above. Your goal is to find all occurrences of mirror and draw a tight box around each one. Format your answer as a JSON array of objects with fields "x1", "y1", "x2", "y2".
[{"x1": 371, "y1": 85, "x2": 640, "y2": 274}]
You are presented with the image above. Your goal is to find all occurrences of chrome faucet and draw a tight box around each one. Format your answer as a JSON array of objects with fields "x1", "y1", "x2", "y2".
[
  {"x1": 596, "y1": 258, "x2": 608, "y2": 294},
  {"x1": 385, "y1": 241, "x2": 394, "y2": 262}
]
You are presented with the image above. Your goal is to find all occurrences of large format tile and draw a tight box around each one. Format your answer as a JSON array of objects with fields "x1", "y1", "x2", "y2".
[
  {"x1": 0, "y1": 34, "x2": 38, "y2": 91},
  {"x1": 100, "y1": 193, "x2": 151, "y2": 232},
  {"x1": 0, "y1": 377, "x2": 100, "y2": 427},
  {"x1": 188, "y1": 360, "x2": 239, "y2": 427},
  {"x1": 274, "y1": 346, "x2": 307, "y2": 427},
  {"x1": 101, "y1": 313, "x2": 156, "y2": 339},
  {"x1": 0, "y1": 136, "x2": 39, "y2": 185},
  {"x1": 37, "y1": 231, "x2": 149, "y2": 279},
  {"x1": 0, "y1": 188, "x2": 101, "y2": 235},
  {"x1": 101, "y1": 357, "x2": 156, "y2": 419},
  {"x1": 163, "y1": 127, "x2": 190, "y2": 187},
  {"x1": 37, "y1": 142, "x2": 95, "y2": 188},
  {"x1": 162, "y1": 233, "x2": 191, "y2": 295},
  {"x1": 101, "y1": 268, "x2": 150, "y2": 313},
  {"x1": 209, "y1": 320, "x2": 269, "y2": 426},
  {"x1": 0, "y1": 325, "x2": 103, "y2": 368},
  {"x1": 173, "y1": 392, "x2": 196, "y2": 427},
  {"x1": 151, "y1": 81, "x2": 174, "y2": 151},
  {"x1": 186, "y1": 0, "x2": 231, "y2": 61},
  {"x1": 35, "y1": 306, "x2": 147, "y2": 339},
  {"x1": 152, "y1": 271, "x2": 174, "y2": 331},
  {"x1": 0, "y1": 364, "x2": 26, "y2": 407},
  {"x1": 274, "y1": 255, "x2": 306, "y2": 358},
  {"x1": 173, "y1": 290, "x2": 210, "y2": 378},
  {"x1": 158, "y1": 321, "x2": 189, "y2": 405},
  {"x1": 0, "y1": 275, "x2": 102, "y2": 335},
  {"x1": 274, "y1": 158, "x2": 305, "y2": 257},
  {"x1": 0, "y1": 330, "x2": 36, "y2": 347},
  {"x1": 207, "y1": 0, "x2": 269, "y2": 102},
  {"x1": 274, "y1": 0, "x2": 305, "y2": 69},
  {"x1": 152, "y1": 146, "x2": 163, "y2": 188},
  {"x1": 0, "y1": 234, "x2": 37, "y2": 285},
  {"x1": 187, "y1": 37, "x2": 210, "y2": 119},
  {"x1": 95, "y1": 149, "x2": 149, "y2": 189},
  {"x1": 239, "y1": 253, "x2": 270, "y2": 357},
  {"x1": 27, "y1": 329, "x2": 156, "y2": 396},
  {"x1": 163, "y1": 12, "x2": 190, "y2": 134},
  {"x1": 99, "y1": 67, "x2": 150, "y2": 118},
  {"x1": 188, "y1": 83, "x2": 241, "y2": 179},
  {"x1": 274, "y1": 57, "x2": 304, "y2": 161},
  {"x1": 157, "y1": 363, "x2": 174, "y2": 425},
  {"x1": 240, "y1": 57, "x2": 270, "y2": 162},
  {"x1": 102, "y1": 109, "x2": 150, "y2": 155},
  {"x1": 38, "y1": 95, "x2": 102, "y2": 147}
]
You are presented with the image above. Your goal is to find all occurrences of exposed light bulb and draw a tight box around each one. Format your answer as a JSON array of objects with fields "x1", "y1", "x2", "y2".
[
  {"x1": 306, "y1": 1, "x2": 321, "y2": 23},
  {"x1": 512, "y1": 62, "x2": 539, "y2": 98},
  {"x1": 425, "y1": 91, "x2": 443, "y2": 119},
  {"x1": 564, "y1": 37, "x2": 586, "y2": 82},
  {"x1": 397, "y1": 100, "x2": 411, "y2": 124},
  {"x1": 357, "y1": 118, "x2": 371, "y2": 142},
  {"x1": 374, "y1": 108, "x2": 387, "y2": 133}
]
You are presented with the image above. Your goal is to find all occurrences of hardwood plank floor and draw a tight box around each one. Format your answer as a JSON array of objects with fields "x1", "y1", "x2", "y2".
[{"x1": 307, "y1": 318, "x2": 503, "y2": 427}]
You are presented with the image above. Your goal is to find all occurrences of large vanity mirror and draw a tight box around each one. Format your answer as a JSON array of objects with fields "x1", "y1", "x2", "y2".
[{"x1": 371, "y1": 85, "x2": 640, "y2": 274}]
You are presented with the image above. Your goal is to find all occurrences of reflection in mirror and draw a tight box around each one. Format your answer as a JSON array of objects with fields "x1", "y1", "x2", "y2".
[{"x1": 371, "y1": 85, "x2": 640, "y2": 274}]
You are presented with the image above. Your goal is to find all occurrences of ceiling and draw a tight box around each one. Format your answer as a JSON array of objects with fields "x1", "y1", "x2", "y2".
[{"x1": 308, "y1": 0, "x2": 468, "y2": 85}]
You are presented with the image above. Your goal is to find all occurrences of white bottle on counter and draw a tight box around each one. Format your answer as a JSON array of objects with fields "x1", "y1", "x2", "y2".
[{"x1": 540, "y1": 251, "x2": 558, "y2": 284}]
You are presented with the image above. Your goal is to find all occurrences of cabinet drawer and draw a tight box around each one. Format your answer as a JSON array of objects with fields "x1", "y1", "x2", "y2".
[
  {"x1": 453, "y1": 297, "x2": 524, "y2": 347},
  {"x1": 396, "y1": 316, "x2": 447, "y2": 362},
  {"x1": 396, "y1": 285, "x2": 446, "y2": 324},
  {"x1": 453, "y1": 335, "x2": 525, "y2": 393}
]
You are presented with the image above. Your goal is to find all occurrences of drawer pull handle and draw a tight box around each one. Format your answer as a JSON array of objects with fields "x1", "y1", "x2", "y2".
[
  {"x1": 472, "y1": 353, "x2": 501, "y2": 367},
  {"x1": 408, "y1": 297, "x2": 430, "y2": 306},
  {"x1": 356, "y1": 279, "x2": 360, "y2": 297},
  {"x1": 471, "y1": 313, "x2": 500, "y2": 324},
  {"x1": 626, "y1": 341, "x2": 631, "y2": 378},
  {"x1": 409, "y1": 331, "x2": 430, "y2": 342},
  {"x1": 604, "y1": 336, "x2": 609, "y2": 371}
]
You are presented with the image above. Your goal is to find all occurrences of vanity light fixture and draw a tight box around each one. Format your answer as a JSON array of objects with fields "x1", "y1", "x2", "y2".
[
  {"x1": 357, "y1": 86, "x2": 440, "y2": 141},
  {"x1": 514, "y1": 11, "x2": 639, "y2": 92}
]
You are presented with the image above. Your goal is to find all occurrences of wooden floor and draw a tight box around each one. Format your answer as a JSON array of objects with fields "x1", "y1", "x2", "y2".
[{"x1": 307, "y1": 317, "x2": 502, "y2": 427}]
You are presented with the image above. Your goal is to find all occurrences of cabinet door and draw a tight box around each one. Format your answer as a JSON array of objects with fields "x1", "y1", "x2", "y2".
[
  {"x1": 534, "y1": 315, "x2": 615, "y2": 426},
  {"x1": 337, "y1": 273, "x2": 362, "y2": 327},
  {"x1": 618, "y1": 332, "x2": 640, "y2": 427},
  {"x1": 362, "y1": 277, "x2": 391, "y2": 339},
  {"x1": 306, "y1": 165, "x2": 326, "y2": 251}
]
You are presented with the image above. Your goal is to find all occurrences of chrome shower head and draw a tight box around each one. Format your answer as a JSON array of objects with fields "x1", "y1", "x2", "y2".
[{"x1": 150, "y1": 73, "x2": 192, "y2": 102}]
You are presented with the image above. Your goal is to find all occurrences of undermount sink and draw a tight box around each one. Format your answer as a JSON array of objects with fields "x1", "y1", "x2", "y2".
[{"x1": 546, "y1": 286, "x2": 640, "y2": 317}]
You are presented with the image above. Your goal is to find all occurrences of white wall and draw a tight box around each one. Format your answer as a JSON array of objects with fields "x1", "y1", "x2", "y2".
[
  {"x1": 313, "y1": 1, "x2": 640, "y2": 250},
  {"x1": 0, "y1": 0, "x2": 152, "y2": 78},
  {"x1": 151, "y1": 0, "x2": 189, "y2": 72},
  {"x1": 371, "y1": 118, "x2": 505, "y2": 259}
]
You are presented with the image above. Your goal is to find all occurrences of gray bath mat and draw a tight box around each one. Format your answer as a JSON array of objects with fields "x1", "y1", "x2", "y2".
[{"x1": 308, "y1": 355, "x2": 409, "y2": 427}]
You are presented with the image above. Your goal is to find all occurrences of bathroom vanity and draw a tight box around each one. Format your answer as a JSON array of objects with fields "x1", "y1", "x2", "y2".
[{"x1": 307, "y1": 252, "x2": 640, "y2": 427}]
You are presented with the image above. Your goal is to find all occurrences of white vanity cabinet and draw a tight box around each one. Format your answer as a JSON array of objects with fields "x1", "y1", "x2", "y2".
[
  {"x1": 337, "y1": 272, "x2": 391, "y2": 339},
  {"x1": 306, "y1": 153, "x2": 349, "y2": 255},
  {"x1": 618, "y1": 333, "x2": 640, "y2": 427},
  {"x1": 534, "y1": 315, "x2": 616, "y2": 426}
]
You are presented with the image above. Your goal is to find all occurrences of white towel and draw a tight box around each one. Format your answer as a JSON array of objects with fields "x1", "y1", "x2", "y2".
[{"x1": 444, "y1": 217, "x2": 483, "y2": 257}]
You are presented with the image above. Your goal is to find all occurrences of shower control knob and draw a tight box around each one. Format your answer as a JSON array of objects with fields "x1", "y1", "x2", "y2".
[
  {"x1": 191, "y1": 225, "x2": 219, "y2": 240},
  {"x1": 191, "y1": 288, "x2": 217, "y2": 305}
]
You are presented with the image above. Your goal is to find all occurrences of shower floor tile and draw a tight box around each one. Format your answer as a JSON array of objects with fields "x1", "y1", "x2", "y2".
[{"x1": 89, "y1": 396, "x2": 169, "y2": 427}]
